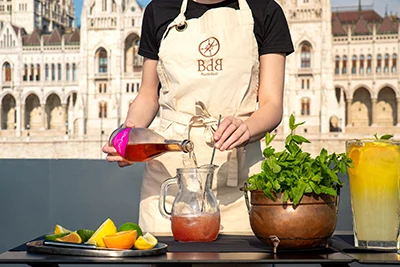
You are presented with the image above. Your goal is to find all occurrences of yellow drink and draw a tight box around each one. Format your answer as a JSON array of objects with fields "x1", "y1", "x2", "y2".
[{"x1": 346, "y1": 139, "x2": 400, "y2": 249}]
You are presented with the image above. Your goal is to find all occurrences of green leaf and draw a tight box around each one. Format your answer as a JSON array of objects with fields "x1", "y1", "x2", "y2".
[
  {"x1": 263, "y1": 188, "x2": 276, "y2": 201},
  {"x1": 309, "y1": 181, "x2": 321, "y2": 195},
  {"x1": 289, "y1": 114, "x2": 295, "y2": 130},
  {"x1": 263, "y1": 147, "x2": 275, "y2": 158},
  {"x1": 266, "y1": 157, "x2": 281, "y2": 173},
  {"x1": 292, "y1": 135, "x2": 310, "y2": 144},
  {"x1": 380, "y1": 134, "x2": 393, "y2": 140},
  {"x1": 265, "y1": 132, "x2": 276, "y2": 146}
]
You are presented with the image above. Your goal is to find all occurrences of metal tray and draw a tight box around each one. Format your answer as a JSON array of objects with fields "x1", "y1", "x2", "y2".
[{"x1": 26, "y1": 240, "x2": 168, "y2": 257}]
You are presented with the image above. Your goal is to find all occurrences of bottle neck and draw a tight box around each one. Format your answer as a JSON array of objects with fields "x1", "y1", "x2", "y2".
[{"x1": 165, "y1": 139, "x2": 194, "y2": 153}]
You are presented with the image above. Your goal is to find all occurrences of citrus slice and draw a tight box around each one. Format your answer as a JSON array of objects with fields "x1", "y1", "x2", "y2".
[
  {"x1": 76, "y1": 229, "x2": 95, "y2": 243},
  {"x1": 103, "y1": 230, "x2": 137, "y2": 249},
  {"x1": 45, "y1": 232, "x2": 70, "y2": 241},
  {"x1": 54, "y1": 224, "x2": 72, "y2": 235},
  {"x1": 117, "y1": 222, "x2": 143, "y2": 237},
  {"x1": 134, "y1": 232, "x2": 158, "y2": 250},
  {"x1": 56, "y1": 232, "x2": 82, "y2": 243},
  {"x1": 86, "y1": 218, "x2": 117, "y2": 247}
]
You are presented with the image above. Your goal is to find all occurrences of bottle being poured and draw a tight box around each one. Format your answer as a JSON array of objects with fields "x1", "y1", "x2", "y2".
[{"x1": 109, "y1": 127, "x2": 194, "y2": 162}]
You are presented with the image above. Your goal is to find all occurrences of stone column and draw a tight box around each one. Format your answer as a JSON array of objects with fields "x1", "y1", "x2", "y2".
[
  {"x1": 62, "y1": 103, "x2": 67, "y2": 134},
  {"x1": 20, "y1": 104, "x2": 25, "y2": 132},
  {"x1": 346, "y1": 98, "x2": 352, "y2": 127},
  {"x1": 41, "y1": 104, "x2": 46, "y2": 130},
  {"x1": 397, "y1": 98, "x2": 400, "y2": 126},
  {"x1": 0, "y1": 104, "x2": 2, "y2": 131},
  {"x1": 371, "y1": 98, "x2": 377, "y2": 126}
]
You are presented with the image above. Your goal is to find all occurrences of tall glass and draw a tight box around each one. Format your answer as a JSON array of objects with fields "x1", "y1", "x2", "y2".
[{"x1": 346, "y1": 139, "x2": 400, "y2": 249}]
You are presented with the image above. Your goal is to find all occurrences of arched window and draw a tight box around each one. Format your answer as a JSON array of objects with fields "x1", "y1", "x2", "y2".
[
  {"x1": 30, "y1": 64, "x2": 34, "y2": 81},
  {"x1": 98, "y1": 102, "x2": 107, "y2": 118},
  {"x1": 335, "y1": 56, "x2": 340, "y2": 74},
  {"x1": 36, "y1": 64, "x2": 40, "y2": 80},
  {"x1": 45, "y1": 63, "x2": 49, "y2": 80},
  {"x1": 351, "y1": 55, "x2": 357, "y2": 74},
  {"x1": 3, "y1": 62, "x2": 11, "y2": 81},
  {"x1": 51, "y1": 63, "x2": 55, "y2": 80},
  {"x1": 367, "y1": 54, "x2": 372, "y2": 74},
  {"x1": 57, "y1": 63, "x2": 62, "y2": 80},
  {"x1": 376, "y1": 54, "x2": 382, "y2": 73},
  {"x1": 384, "y1": 53, "x2": 389, "y2": 73},
  {"x1": 96, "y1": 48, "x2": 108, "y2": 73},
  {"x1": 359, "y1": 55, "x2": 365, "y2": 74},
  {"x1": 342, "y1": 55, "x2": 347, "y2": 74},
  {"x1": 72, "y1": 63, "x2": 77, "y2": 80},
  {"x1": 392, "y1": 54, "x2": 397, "y2": 73},
  {"x1": 300, "y1": 43, "x2": 311, "y2": 68},
  {"x1": 66, "y1": 63, "x2": 70, "y2": 80},
  {"x1": 23, "y1": 64, "x2": 28, "y2": 81},
  {"x1": 301, "y1": 98, "x2": 310, "y2": 116}
]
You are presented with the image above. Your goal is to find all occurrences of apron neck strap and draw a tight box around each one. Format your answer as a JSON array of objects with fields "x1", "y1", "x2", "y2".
[{"x1": 174, "y1": 0, "x2": 188, "y2": 27}]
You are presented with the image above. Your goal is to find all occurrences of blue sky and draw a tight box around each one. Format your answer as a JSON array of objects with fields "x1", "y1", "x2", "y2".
[{"x1": 73, "y1": 0, "x2": 400, "y2": 26}]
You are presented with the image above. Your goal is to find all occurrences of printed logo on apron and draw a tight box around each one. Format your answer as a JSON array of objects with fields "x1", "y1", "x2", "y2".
[{"x1": 198, "y1": 37, "x2": 222, "y2": 74}]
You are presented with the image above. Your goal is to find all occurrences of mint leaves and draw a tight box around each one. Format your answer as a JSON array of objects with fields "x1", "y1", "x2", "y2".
[
  {"x1": 373, "y1": 133, "x2": 393, "y2": 140},
  {"x1": 247, "y1": 114, "x2": 353, "y2": 206}
]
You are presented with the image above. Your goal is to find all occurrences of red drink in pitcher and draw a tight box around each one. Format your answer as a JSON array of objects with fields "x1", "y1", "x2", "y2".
[{"x1": 171, "y1": 213, "x2": 220, "y2": 242}]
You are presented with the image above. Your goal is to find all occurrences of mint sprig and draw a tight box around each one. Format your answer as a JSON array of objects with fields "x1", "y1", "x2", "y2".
[
  {"x1": 373, "y1": 133, "x2": 393, "y2": 140},
  {"x1": 247, "y1": 114, "x2": 353, "y2": 206}
]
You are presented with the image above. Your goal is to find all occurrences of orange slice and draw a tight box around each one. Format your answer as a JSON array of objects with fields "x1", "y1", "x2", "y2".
[
  {"x1": 56, "y1": 232, "x2": 82, "y2": 243},
  {"x1": 103, "y1": 230, "x2": 137, "y2": 249}
]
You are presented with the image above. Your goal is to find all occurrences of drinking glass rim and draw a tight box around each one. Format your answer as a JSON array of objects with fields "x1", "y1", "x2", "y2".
[
  {"x1": 176, "y1": 165, "x2": 219, "y2": 173},
  {"x1": 346, "y1": 138, "x2": 400, "y2": 145}
]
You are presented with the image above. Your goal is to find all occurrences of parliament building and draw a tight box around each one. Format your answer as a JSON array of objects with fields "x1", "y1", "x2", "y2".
[{"x1": 0, "y1": 0, "x2": 399, "y2": 158}]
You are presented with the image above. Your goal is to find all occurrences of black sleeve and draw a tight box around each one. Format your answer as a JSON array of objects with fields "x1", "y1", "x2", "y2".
[
  {"x1": 260, "y1": 1, "x2": 294, "y2": 56},
  {"x1": 138, "y1": 2, "x2": 159, "y2": 60}
]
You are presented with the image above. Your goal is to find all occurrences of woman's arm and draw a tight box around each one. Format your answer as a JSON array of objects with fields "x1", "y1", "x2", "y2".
[
  {"x1": 102, "y1": 58, "x2": 160, "y2": 166},
  {"x1": 214, "y1": 53, "x2": 286, "y2": 151},
  {"x1": 124, "y1": 58, "x2": 160, "y2": 128}
]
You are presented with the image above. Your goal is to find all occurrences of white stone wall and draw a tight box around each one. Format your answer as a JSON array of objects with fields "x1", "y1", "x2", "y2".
[{"x1": 0, "y1": 0, "x2": 399, "y2": 159}]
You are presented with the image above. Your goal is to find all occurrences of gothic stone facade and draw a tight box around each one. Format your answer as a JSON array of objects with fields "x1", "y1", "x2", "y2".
[{"x1": 0, "y1": 0, "x2": 399, "y2": 158}]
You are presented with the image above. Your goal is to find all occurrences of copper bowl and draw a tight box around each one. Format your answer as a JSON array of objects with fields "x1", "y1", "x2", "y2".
[{"x1": 242, "y1": 186, "x2": 339, "y2": 251}]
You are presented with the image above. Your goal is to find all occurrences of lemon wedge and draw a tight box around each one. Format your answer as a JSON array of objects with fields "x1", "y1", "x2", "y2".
[
  {"x1": 134, "y1": 232, "x2": 158, "y2": 250},
  {"x1": 86, "y1": 218, "x2": 117, "y2": 247},
  {"x1": 54, "y1": 224, "x2": 72, "y2": 235}
]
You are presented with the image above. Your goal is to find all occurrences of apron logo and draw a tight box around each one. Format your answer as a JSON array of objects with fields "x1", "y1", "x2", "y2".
[
  {"x1": 198, "y1": 37, "x2": 223, "y2": 75},
  {"x1": 199, "y1": 37, "x2": 220, "y2": 57}
]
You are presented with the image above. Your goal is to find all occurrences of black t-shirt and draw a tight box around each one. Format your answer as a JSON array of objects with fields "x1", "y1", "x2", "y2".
[{"x1": 139, "y1": 0, "x2": 294, "y2": 60}]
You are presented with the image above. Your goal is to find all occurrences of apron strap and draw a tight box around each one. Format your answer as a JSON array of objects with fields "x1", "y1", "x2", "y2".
[{"x1": 161, "y1": 0, "x2": 188, "y2": 40}]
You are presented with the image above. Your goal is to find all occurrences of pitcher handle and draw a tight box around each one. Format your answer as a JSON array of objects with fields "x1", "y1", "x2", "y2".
[
  {"x1": 239, "y1": 182, "x2": 251, "y2": 214},
  {"x1": 159, "y1": 176, "x2": 178, "y2": 220}
]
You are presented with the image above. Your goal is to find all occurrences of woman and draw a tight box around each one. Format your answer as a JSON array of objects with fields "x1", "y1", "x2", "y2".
[{"x1": 103, "y1": 0, "x2": 294, "y2": 233}]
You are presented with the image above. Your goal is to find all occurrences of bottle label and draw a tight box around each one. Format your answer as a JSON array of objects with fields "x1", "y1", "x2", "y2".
[{"x1": 112, "y1": 128, "x2": 130, "y2": 158}]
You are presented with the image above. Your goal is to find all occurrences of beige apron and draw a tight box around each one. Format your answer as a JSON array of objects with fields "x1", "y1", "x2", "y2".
[{"x1": 138, "y1": 0, "x2": 263, "y2": 234}]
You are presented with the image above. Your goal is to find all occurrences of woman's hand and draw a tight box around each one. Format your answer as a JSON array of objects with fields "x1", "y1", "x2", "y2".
[
  {"x1": 102, "y1": 120, "x2": 136, "y2": 168},
  {"x1": 213, "y1": 116, "x2": 251, "y2": 151}
]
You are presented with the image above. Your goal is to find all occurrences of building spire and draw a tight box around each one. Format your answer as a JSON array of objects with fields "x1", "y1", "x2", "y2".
[{"x1": 358, "y1": 0, "x2": 362, "y2": 11}]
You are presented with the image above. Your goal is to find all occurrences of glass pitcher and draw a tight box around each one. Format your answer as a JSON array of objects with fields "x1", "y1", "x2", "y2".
[{"x1": 159, "y1": 165, "x2": 220, "y2": 242}]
